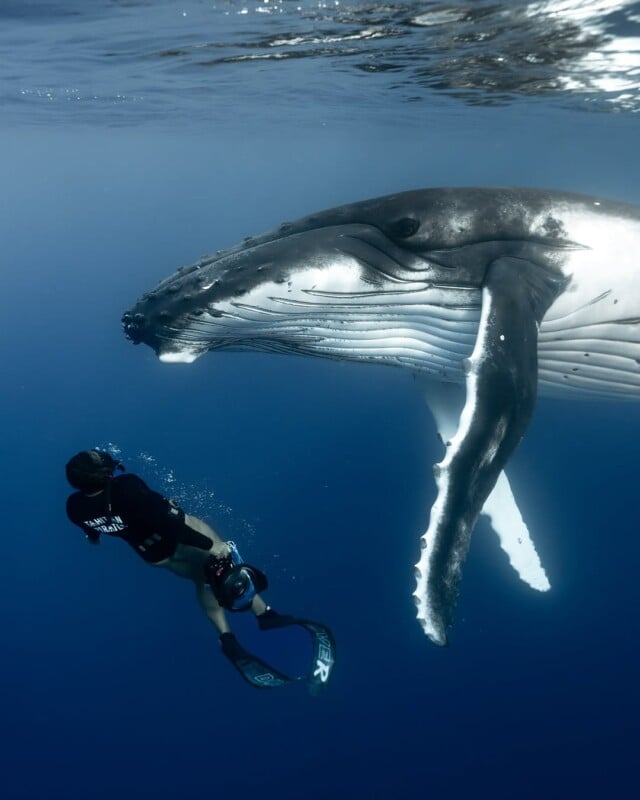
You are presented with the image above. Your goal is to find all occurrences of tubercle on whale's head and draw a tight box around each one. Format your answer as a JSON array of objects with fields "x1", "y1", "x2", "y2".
[
  {"x1": 121, "y1": 247, "x2": 250, "y2": 353},
  {"x1": 121, "y1": 306, "x2": 202, "y2": 362},
  {"x1": 121, "y1": 294, "x2": 214, "y2": 362}
]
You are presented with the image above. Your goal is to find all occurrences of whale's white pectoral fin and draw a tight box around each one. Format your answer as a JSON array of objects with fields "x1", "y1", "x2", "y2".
[
  {"x1": 412, "y1": 256, "x2": 562, "y2": 644},
  {"x1": 482, "y1": 472, "x2": 550, "y2": 592},
  {"x1": 415, "y1": 376, "x2": 550, "y2": 593},
  {"x1": 414, "y1": 373, "x2": 464, "y2": 446}
]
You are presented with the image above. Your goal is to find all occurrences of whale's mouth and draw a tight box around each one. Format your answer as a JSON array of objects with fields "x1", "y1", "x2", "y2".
[
  {"x1": 122, "y1": 221, "x2": 490, "y2": 363},
  {"x1": 122, "y1": 224, "x2": 428, "y2": 347},
  {"x1": 121, "y1": 221, "x2": 500, "y2": 370}
]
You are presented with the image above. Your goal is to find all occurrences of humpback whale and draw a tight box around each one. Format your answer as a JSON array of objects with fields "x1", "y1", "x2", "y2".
[{"x1": 122, "y1": 187, "x2": 640, "y2": 645}]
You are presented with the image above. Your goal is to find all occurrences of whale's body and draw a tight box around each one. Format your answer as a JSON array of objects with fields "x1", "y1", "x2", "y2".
[{"x1": 123, "y1": 188, "x2": 640, "y2": 644}]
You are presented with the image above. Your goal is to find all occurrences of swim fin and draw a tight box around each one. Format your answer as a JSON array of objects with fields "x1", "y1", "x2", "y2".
[
  {"x1": 258, "y1": 609, "x2": 336, "y2": 695},
  {"x1": 219, "y1": 632, "x2": 296, "y2": 689},
  {"x1": 219, "y1": 612, "x2": 336, "y2": 694}
]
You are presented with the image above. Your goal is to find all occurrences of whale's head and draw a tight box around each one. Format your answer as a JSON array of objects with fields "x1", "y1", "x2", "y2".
[{"x1": 122, "y1": 188, "x2": 570, "y2": 372}]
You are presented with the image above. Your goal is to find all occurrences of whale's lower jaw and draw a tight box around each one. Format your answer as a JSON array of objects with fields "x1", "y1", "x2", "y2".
[
  {"x1": 158, "y1": 349, "x2": 202, "y2": 364},
  {"x1": 150, "y1": 290, "x2": 640, "y2": 401},
  {"x1": 151, "y1": 285, "x2": 485, "y2": 377}
]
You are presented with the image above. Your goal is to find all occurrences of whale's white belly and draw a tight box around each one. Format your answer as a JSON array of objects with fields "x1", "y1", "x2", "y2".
[{"x1": 537, "y1": 207, "x2": 640, "y2": 399}]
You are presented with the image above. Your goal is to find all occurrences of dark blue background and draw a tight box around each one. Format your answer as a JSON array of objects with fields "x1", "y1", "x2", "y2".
[{"x1": 2, "y1": 105, "x2": 639, "y2": 799}]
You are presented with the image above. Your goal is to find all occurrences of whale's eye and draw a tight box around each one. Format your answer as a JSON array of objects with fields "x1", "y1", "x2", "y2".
[{"x1": 389, "y1": 217, "x2": 420, "y2": 238}]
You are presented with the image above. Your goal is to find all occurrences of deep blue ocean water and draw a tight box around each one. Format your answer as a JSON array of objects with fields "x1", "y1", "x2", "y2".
[{"x1": 2, "y1": 1, "x2": 640, "y2": 798}]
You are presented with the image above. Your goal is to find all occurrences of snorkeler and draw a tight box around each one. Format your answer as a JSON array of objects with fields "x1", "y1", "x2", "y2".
[{"x1": 65, "y1": 449, "x2": 335, "y2": 692}]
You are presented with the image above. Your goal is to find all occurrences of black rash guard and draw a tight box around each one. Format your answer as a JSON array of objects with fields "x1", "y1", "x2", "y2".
[{"x1": 66, "y1": 473, "x2": 211, "y2": 563}]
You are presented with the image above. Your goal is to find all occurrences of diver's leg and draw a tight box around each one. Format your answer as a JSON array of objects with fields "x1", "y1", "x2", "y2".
[
  {"x1": 251, "y1": 595, "x2": 268, "y2": 615},
  {"x1": 159, "y1": 542, "x2": 209, "y2": 580},
  {"x1": 171, "y1": 517, "x2": 267, "y2": 617},
  {"x1": 195, "y1": 580, "x2": 231, "y2": 635},
  {"x1": 186, "y1": 519, "x2": 268, "y2": 615},
  {"x1": 184, "y1": 515, "x2": 230, "y2": 557}
]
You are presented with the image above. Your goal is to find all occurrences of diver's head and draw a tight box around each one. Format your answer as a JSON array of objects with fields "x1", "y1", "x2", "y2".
[{"x1": 65, "y1": 450, "x2": 124, "y2": 493}]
